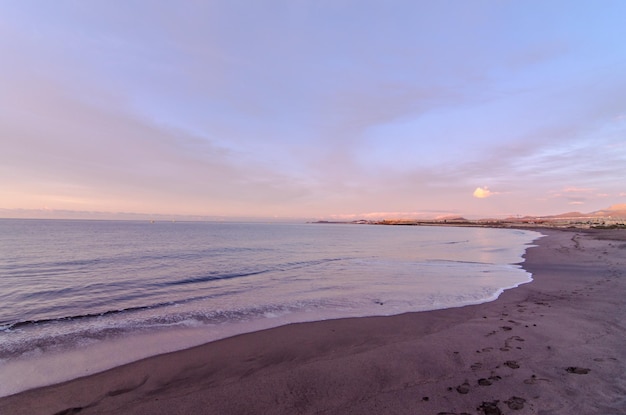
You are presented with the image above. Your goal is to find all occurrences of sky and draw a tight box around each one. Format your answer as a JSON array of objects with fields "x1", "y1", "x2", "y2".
[{"x1": 1, "y1": 1, "x2": 625, "y2": 220}]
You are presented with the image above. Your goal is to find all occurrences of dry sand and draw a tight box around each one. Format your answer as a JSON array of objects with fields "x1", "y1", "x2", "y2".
[{"x1": 1, "y1": 228, "x2": 625, "y2": 415}]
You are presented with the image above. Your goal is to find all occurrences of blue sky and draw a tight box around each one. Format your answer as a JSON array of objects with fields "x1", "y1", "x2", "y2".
[{"x1": 1, "y1": 1, "x2": 625, "y2": 219}]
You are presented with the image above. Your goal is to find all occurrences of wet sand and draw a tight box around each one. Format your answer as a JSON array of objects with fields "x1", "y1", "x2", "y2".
[{"x1": 1, "y1": 228, "x2": 625, "y2": 414}]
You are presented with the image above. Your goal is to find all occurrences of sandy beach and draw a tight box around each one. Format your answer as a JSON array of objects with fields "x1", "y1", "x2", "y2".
[{"x1": 1, "y1": 228, "x2": 625, "y2": 415}]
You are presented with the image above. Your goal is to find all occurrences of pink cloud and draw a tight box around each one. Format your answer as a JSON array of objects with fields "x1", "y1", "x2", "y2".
[{"x1": 562, "y1": 186, "x2": 594, "y2": 194}]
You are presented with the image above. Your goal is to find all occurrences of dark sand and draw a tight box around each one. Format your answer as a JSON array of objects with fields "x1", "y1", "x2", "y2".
[{"x1": 1, "y1": 228, "x2": 625, "y2": 414}]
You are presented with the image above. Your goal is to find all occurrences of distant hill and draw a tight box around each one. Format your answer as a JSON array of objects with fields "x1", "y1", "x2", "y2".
[
  {"x1": 550, "y1": 211, "x2": 585, "y2": 218},
  {"x1": 589, "y1": 204, "x2": 626, "y2": 218},
  {"x1": 3, "y1": 204, "x2": 625, "y2": 225},
  {"x1": 504, "y1": 204, "x2": 626, "y2": 221}
]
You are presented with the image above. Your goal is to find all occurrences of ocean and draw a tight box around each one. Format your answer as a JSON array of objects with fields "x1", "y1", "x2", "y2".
[{"x1": 0, "y1": 219, "x2": 541, "y2": 396}]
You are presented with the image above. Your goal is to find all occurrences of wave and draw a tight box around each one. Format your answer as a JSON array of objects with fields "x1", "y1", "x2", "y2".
[
  {"x1": 1, "y1": 257, "x2": 349, "y2": 331},
  {"x1": 0, "y1": 299, "x2": 326, "y2": 360},
  {"x1": 164, "y1": 270, "x2": 270, "y2": 286},
  {"x1": 1, "y1": 304, "x2": 159, "y2": 331},
  {"x1": 0, "y1": 246, "x2": 275, "y2": 277},
  {"x1": 154, "y1": 257, "x2": 345, "y2": 287}
]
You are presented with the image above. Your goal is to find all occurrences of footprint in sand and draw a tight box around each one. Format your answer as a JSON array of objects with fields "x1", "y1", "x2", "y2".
[
  {"x1": 566, "y1": 367, "x2": 590, "y2": 374},
  {"x1": 503, "y1": 336, "x2": 525, "y2": 351},
  {"x1": 471, "y1": 362, "x2": 483, "y2": 371},
  {"x1": 456, "y1": 381, "x2": 471, "y2": 394},
  {"x1": 523, "y1": 374, "x2": 550, "y2": 385},
  {"x1": 505, "y1": 396, "x2": 526, "y2": 410},
  {"x1": 478, "y1": 401, "x2": 502, "y2": 415},
  {"x1": 477, "y1": 378, "x2": 492, "y2": 386},
  {"x1": 504, "y1": 360, "x2": 520, "y2": 369}
]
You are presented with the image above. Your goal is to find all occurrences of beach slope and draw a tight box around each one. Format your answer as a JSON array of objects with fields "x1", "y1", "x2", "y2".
[{"x1": 1, "y1": 229, "x2": 625, "y2": 414}]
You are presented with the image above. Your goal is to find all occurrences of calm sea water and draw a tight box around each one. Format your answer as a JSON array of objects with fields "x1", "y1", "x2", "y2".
[{"x1": 0, "y1": 219, "x2": 541, "y2": 396}]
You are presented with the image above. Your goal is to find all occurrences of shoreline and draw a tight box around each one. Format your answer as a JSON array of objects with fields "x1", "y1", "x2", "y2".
[
  {"x1": 0, "y1": 225, "x2": 538, "y2": 399},
  {"x1": 1, "y1": 229, "x2": 625, "y2": 414}
]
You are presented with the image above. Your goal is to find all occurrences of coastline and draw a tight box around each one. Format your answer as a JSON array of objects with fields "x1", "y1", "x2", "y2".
[{"x1": 1, "y1": 228, "x2": 625, "y2": 414}]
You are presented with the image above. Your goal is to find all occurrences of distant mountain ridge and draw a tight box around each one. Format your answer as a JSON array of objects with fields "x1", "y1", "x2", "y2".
[
  {"x1": 2, "y1": 204, "x2": 625, "y2": 224},
  {"x1": 588, "y1": 204, "x2": 626, "y2": 218},
  {"x1": 514, "y1": 204, "x2": 626, "y2": 221}
]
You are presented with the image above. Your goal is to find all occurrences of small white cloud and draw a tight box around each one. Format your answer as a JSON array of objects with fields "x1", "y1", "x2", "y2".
[{"x1": 473, "y1": 186, "x2": 495, "y2": 199}]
